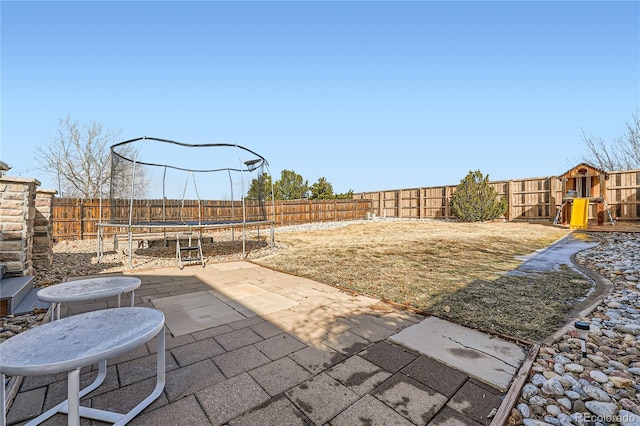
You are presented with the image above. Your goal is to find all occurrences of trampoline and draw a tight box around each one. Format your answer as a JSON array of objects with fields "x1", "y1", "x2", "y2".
[{"x1": 97, "y1": 137, "x2": 275, "y2": 268}]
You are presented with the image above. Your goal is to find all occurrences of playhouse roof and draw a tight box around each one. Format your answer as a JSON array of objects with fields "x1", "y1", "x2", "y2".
[{"x1": 557, "y1": 163, "x2": 609, "y2": 180}]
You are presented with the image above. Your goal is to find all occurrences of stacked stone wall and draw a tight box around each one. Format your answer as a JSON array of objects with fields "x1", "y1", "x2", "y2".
[
  {"x1": 33, "y1": 189, "x2": 56, "y2": 270},
  {"x1": 0, "y1": 177, "x2": 43, "y2": 276}
]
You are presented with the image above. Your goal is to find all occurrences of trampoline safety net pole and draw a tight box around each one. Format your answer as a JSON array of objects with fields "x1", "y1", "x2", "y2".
[
  {"x1": 162, "y1": 165, "x2": 167, "y2": 245},
  {"x1": 228, "y1": 169, "x2": 235, "y2": 242},
  {"x1": 128, "y1": 156, "x2": 139, "y2": 269}
]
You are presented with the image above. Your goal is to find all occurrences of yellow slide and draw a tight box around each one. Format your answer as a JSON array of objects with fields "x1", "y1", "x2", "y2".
[{"x1": 570, "y1": 198, "x2": 589, "y2": 230}]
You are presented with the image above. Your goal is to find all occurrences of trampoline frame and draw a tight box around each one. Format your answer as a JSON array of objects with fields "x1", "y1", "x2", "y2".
[{"x1": 96, "y1": 137, "x2": 275, "y2": 268}]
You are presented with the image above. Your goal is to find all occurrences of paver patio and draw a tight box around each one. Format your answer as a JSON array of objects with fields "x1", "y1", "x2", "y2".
[{"x1": 6, "y1": 261, "x2": 510, "y2": 425}]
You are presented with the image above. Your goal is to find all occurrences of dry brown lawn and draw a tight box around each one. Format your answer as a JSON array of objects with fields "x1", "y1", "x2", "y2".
[{"x1": 253, "y1": 220, "x2": 593, "y2": 342}]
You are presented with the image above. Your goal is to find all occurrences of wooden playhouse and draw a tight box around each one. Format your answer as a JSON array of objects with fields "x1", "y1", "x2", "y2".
[{"x1": 555, "y1": 163, "x2": 614, "y2": 228}]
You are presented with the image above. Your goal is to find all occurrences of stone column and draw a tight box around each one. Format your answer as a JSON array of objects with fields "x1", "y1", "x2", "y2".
[
  {"x1": 0, "y1": 177, "x2": 40, "y2": 276},
  {"x1": 33, "y1": 189, "x2": 57, "y2": 270}
]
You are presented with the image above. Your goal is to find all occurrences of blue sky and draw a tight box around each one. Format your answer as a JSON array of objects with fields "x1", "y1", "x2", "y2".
[{"x1": 2, "y1": 1, "x2": 639, "y2": 198}]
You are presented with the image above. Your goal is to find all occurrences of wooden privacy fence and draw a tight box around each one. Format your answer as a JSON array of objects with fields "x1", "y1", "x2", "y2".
[
  {"x1": 353, "y1": 169, "x2": 640, "y2": 222},
  {"x1": 52, "y1": 198, "x2": 372, "y2": 240},
  {"x1": 51, "y1": 169, "x2": 639, "y2": 240}
]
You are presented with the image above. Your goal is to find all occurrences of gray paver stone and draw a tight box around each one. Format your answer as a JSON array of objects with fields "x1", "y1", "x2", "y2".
[
  {"x1": 228, "y1": 315, "x2": 266, "y2": 330},
  {"x1": 428, "y1": 406, "x2": 484, "y2": 426},
  {"x1": 326, "y1": 355, "x2": 392, "y2": 396},
  {"x1": 254, "y1": 333, "x2": 307, "y2": 360},
  {"x1": 19, "y1": 371, "x2": 68, "y2": 392},
  {"x1": 6, "y1": 386, "x2": 46, "y2": 424},
  {"x1": 191, "y1": 324, "x2": 234, "y2": 340},
  {"x1": 228, "y1": 395, "x2": 313, "y2": 426},
  {"x1": 42, "y1": 366, "x2": 119, "y2": 411},
  {"x1": 289, "y1": 344, "x2": 346, "y2": 374},
  {"x1": 322, "y1": 330, "x2": 371, "y2": 356},
  {"x1": 248, "y1": 357, "x2": 312, "y2": 396},
  {"x1": 128, "y1": 394, "x2": 211, "y2": 426},
  {"x1": 348, "y1": 321, "x2": 397, "y2": 342},
  {"x1": 196, "y1": 372, "x2": 270, "y2": 426},
  {"x1": 359, "y1": 341, "x2": 418, "y2": 373},
  {"x1": 329, "y1": 394, "x2": 414, "y2": 426},
  {"x1": 108, "y1": 343, "x2": 151, "y2": 364},
  {"x1": 171, "y1": 338, "x2": 225, "y2": 367},
  {"x1": 147, "y1": 330, "x2": 196, "y2": 353},
  {"x1": 165, "y1": 359, "x2": 226, "y2": 402},
  {"x1": 214, "y1": 345, "x2": 271, "y2": 378},
  {"x1": 215, "y1": 327, "x2": 263, "y2": 351},
  {"x1": 446, "y1": 380, "x2": 504, "y2": 426},
  {"x1": 251, "y1": 321, "x2": 287, "y2": 339},
  {"x1": 372, "y1": 373, "x2": 448, "y2": 425},
  {"x1": 116, "y1": 351, "x2": 179, "y2": 387},
  {"x1": 402, "y1": 355, "x2": 468, "y2": 397},
  {"x1": 90, "y1": 376, "x2": 168, "y2": 415},
  {"x1": 285, "y1": 373, "x2": 360, "y2": 425}
]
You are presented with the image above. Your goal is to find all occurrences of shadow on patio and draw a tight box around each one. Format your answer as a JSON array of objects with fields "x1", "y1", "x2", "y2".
[{"x1": 6, "y1": 262, "x2": 507, "y2": 426}]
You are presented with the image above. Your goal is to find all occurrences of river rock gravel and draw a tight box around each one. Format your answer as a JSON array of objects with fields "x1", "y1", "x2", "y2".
[{"x1": 510, "y1": 232, "x2": 640, "y2": 426}]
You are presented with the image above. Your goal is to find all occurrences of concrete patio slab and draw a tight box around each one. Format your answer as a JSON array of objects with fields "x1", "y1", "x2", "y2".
[
  {"x1": 389, "y1": 316, "x2": 526, "y2": 392},
  {"x1": 152, "y1": 291, "x2": 246, "y2": 336}
]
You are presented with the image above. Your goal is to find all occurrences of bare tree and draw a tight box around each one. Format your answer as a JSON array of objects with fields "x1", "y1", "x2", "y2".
[
  {"x1": 581, "y1": 111, "x2": 640, "y2": 171},
  {"x1": 36, "y1": 115, "x2": 147, "y2": 198}
]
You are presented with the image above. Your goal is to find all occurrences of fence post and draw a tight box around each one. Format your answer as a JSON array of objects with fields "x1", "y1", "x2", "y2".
[
  {"x1": 280, "y1": 201, "x2": 284, "y2": 226},
  {"x1": 444, "y1": 187, "x2": 450, "y2": 218},
  {"x1": 547, "y1": 177, "x2": 554, "y2": 220},
  {"x1": 78, "y1": 200, "x2": 84, "y2": 240},
  {"x1": 507, "y1": 180, "x2": 514, "y2": 221}
]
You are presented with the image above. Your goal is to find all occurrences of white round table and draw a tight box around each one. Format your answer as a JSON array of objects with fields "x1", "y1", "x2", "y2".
[
  {"x1": 37, "y1": 276, "x2": 141, "y2": 321},
  {"x1": 0, "y1": 307, "x2": 165, "y2": 426}
]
